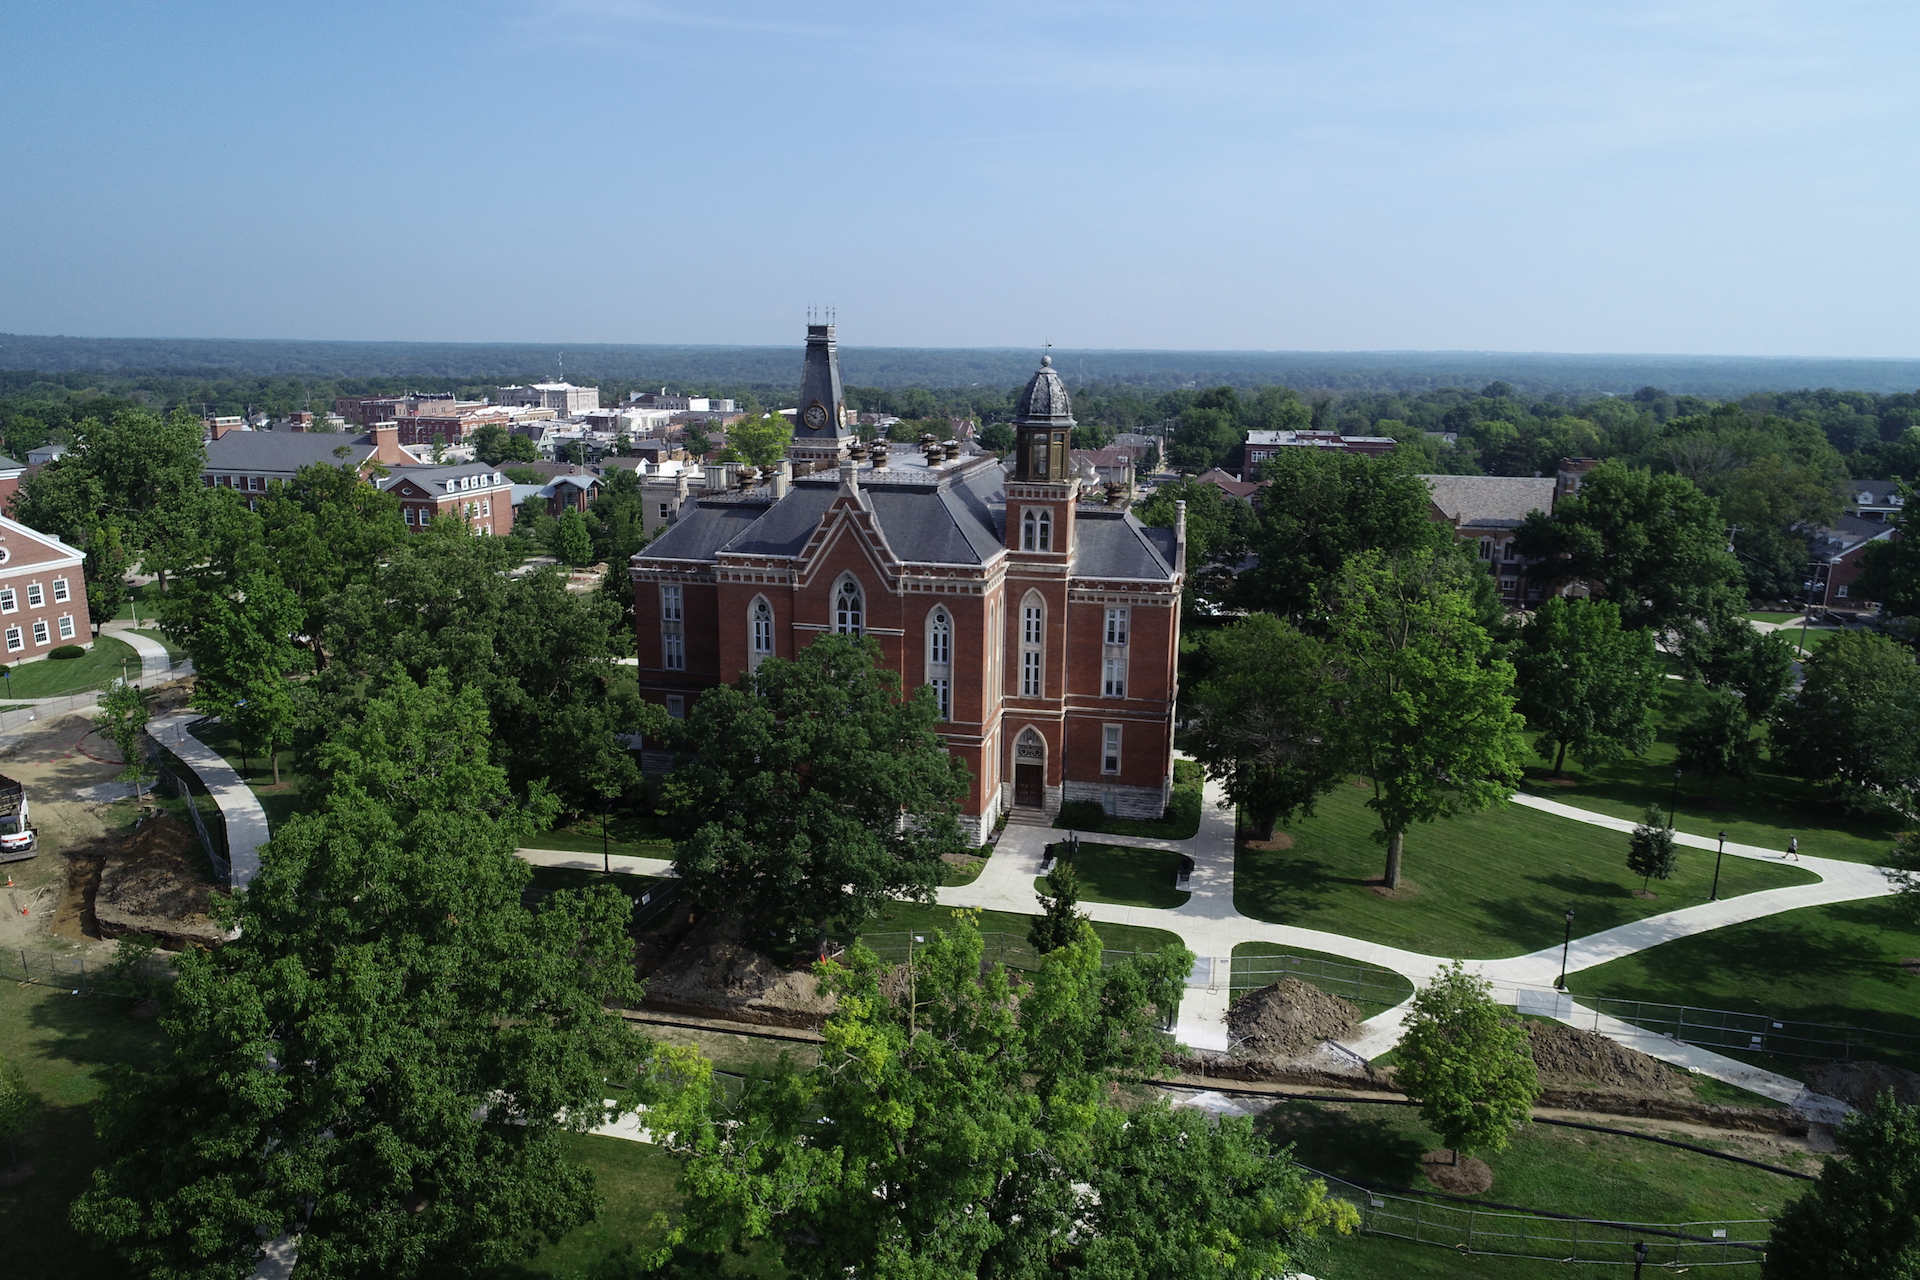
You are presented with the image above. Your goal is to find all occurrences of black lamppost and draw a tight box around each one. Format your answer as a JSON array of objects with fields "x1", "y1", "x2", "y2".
[
  {"x1": 1709, "y1": 830, "x2": 1728, "y2": 902},
  {"x1": 601, "y1": 794, "x2": 612, "y2": 875},
  {"x1": 1668, "y1": 768, "x2": 1682, "y2": 829},
  {"x1": 1633, "y1": 1240, "x2": 1648, "y2": 1278},
  {"x1": 1556, "y1": 909, "x2": 1575, "y2": 990}
]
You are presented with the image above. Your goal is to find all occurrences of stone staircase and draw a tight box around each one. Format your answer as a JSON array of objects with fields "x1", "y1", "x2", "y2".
[{"x1": 1004, "y1": 807, "x2": 1052, "y2": 828}]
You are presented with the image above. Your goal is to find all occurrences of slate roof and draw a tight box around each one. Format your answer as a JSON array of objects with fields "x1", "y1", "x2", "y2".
[
  {"x1": 1421, "y1": 475, "x2": 1556, "y2": 530},
  {"x1": 206, "y1": 431, "x2": 379, "y2": 473},
  {"x1": 1806, "y1": 514, "x2": 1900, "y2": 559},
  {"x1": 1073, "y1": 510, "x2": 1178, "y2": 580},
  {"x1": 0, "y1": 455, "x2": 23, "y2": 472},
  {"x1": 1013, "y1": 356, "x2": 1075, "y2": 426},
  {"x1": 379, "y1": 463, "x2": 508, "y2": 497}
]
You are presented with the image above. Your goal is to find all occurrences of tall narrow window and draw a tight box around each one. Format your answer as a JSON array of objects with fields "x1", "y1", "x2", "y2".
[
  {"x1": 660, "y1": 583, "x2": 685, "y2": 670},
  {"x1": 1022, "y1": 509, "x2": 1037, "y2": 551},
  {"x1": 1104, "y1": 607, "x2": 1128, "y2": 646},
  {"x1": 1036, "y1": 509, "x2": 1051, "y2": 551},
  {"x1": 926, "y1": 607, "x2": 953, "y2": 720},
  {"x1": 57, "y1": 614, "x2": 74, "y2": 640},
  {"x1": 1102, "y1": 606, "x2": 1128, "y2": 696},
  {"x1": 1103, "y1": 656, "x2": 1127, "y2": 697},
  {"x1": 52, "y1": 577, "x2": 69, "y2": 603},
  {"x1": 25, "y1": 583, "x2": 42, "y2": 608},
  {"x1": 31, "y1": 620, "x2": 47, "y2": 647},
  {"x1": 1103, "y1": 725, "x2": 1122, "y2": 775},
  {"x1": 750, "y1": 597, "x2": 774, "y2": 668},
  {"x1": 835, "y1": 578, "x2": 863, "y2": 637},
  {"x1": 1019, "y1": 595, "x2": 1044, "y2": 697}
]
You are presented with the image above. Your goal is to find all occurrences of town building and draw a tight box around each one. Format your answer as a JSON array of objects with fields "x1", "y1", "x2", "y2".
[
  {"x1": 0, "y1": 455, "x2": 24, "y2": 514},
  {"x1": 202, "y1": 426, "x2": 416, "y2": 506},
  {"x1": 628, "y1": 391, "x2": 738, "y2": 413},
  {"x1": 788, "y1": 324, "x2": 857, "y2": 467},
  {"x1": 1841, "y1": 480, "x2": 1908, "y2": 523},
  {"x1": 0, "y1": 514, "x2": 90, "y2": 661},
  {"x1": 630, "y1": 339, "x2": 1186, "y2": 840},
  {"x1": 378, "y1": 463, "x2": 514, "y2": 535},
  {"x1": 497, "y1": 382, "x2": 602, "y2": 416},
  {"x1": 1805, "y1": 516, "x2": 1900, "y2": 613},
  {"x1": 1239, "y1": 429, "x2": 1396, "y2": 478},
  {"x1": 1421, "y1": 474, "x2": 1558, "y2": 607}
]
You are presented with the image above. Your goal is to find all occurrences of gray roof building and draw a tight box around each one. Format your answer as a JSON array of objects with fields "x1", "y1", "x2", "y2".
[{"x1": 1421, "y1": 475, "x2": 1557, "y2": 531}]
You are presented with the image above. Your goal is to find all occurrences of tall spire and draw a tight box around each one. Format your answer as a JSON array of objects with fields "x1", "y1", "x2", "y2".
[{"x1": 796, "y1": 321, "x2": 848, "y2": 440}]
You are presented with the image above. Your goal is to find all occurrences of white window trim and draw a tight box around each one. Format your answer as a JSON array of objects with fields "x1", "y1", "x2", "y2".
[
  {"x1": 834, "y1": 576, "x2": 863, "y2": 637},
  {"x1": 1102, "y1": 724, "x2": 1122, "y2": 775},
  {"x1": 4, "y1": 627, "x2": 20, "y2": 653},
  {"x1": 1019, "y1": 593, "x2": 1045, "y2": 698},
  {"x1": 749, "y1": 596, "x2": 774, "y2": 670},
  {"x1": 660, "y1": 583, "x2": 686, "y2": 670},
  {"x1": 57, "y1": 614, "x2": 74, "y2": 640},
  {"x1": 30, "y1": 620, "x2": 48, "y2": 646},
  {"x1": 52, "y1": 577, "x2": 69, "y2": 602},
  {"x1": 25, "y1": 583, "x2": 42, "y2": 608}
]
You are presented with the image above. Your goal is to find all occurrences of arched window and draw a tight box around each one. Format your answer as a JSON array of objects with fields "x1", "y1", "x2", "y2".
[
  {"x1": 749, "y1": 596, "x2": 774, "y2": 669},
  {"x1": 1020, "y1": 508, "x2": 1053, "y2": 552},
  {"x1": 834, "y1": 577, "x2": 863, "y2": 637},
  {"x1": 926, "y1": 607, "x2": 953, "y2": 720},
  {"x1": 1019, "y1": 593, "x2": 1044, "y2": 698}
]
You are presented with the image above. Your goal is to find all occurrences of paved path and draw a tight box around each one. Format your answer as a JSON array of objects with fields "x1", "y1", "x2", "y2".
[
  {"x1": 150, "y1": 713, "x2": 268, "y2": 890},
  {"x1": 100, "y1": 622, "x2": 186, "y2": 685}
]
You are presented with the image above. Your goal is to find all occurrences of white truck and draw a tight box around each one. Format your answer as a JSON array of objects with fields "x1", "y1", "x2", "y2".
[{"x1": 0, "y1": 774, "x2": 34, "y2": 862}]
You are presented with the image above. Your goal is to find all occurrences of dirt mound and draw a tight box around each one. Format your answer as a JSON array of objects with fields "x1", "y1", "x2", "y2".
[
  {"x1": 1227, "y1": 978, "x2": 1360, "y2": 1059},
  {"x1": 1527, "y1": 1021, "x2": 1687, "y2": 1093},
  {"x1": 1422, "y1": 1150, "x2": 1493, "y2": 1194},
  {"x1": 95, "y1": 813, "x2": 225, "y2": 949},
  {"x1": 1805, "y1": 1061, "x2": 1920, "y2": 1110},
  {"x1": 644, "y1": 923, "x2": 837, "y2": 1030}
]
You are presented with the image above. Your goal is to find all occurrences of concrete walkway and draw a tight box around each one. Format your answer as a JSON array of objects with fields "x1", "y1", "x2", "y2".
[
  {"x1": 100, "y1": 622, "x2": 186, "y2": 685},
  {"x1": 150, "y1": 713, "x2": 269, "y2": 890}
]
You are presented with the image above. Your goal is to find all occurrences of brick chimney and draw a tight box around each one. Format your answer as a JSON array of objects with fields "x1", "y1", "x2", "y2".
[{"x1": 368, "y1": 422, "x2": 404, "y2": 463}]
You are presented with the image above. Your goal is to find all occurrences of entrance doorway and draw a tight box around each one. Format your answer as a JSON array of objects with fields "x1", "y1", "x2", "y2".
[{"x1": 1014, "y1": 764, "x2": 1044, "y2": 809}]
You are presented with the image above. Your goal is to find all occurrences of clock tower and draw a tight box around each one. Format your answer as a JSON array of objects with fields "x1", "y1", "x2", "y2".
[{"x1": 790, "y1": 321, "x2": 852, "y2": 467}]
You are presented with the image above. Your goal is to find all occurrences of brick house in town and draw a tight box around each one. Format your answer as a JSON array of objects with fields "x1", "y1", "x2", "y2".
[
  {"x1": 0, "y1": 514, "x2": 89, "y2": 661},
  {"x1": 0, "y1": 455, "x2": 24, "y2": 514},
  {"x1": 202, "y1": 425, "x2": 416, "y2": 506},
  {"x1": 1805, "y1": 515, "x2": 1900, "y2": 613},
  {"x1": 631, "y1": 344, "x2": 1187, "y2": 840},
  {"x1": 1840, "y1": 480, "x2": 1907, "y2": 523},
  {"x1": 379, "y1": 464, "x2": 514, "y2": 535},
  {"x1": 542, "y1": 473, "x2": 602, "y2": 517},
  {"x1": 1421, "y1": 474, "x2": 1558, "y2": 607},
  {"x1": 1239, "y1": 429, "x2": 1395, "y2": 479}
]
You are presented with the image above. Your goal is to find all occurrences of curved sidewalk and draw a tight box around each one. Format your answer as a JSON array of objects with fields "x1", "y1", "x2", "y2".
[{"x1": 150, "y1": 713, "x2": 267, "y2": 890}]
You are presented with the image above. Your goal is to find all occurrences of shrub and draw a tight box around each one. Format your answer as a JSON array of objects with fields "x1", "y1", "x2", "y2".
[
  {"x1": 48, "y1": 644, "x2": 85, "y2": 660},
  {"x1": 1056, "y1": 799, "x2": 1107, "y2": 830}
]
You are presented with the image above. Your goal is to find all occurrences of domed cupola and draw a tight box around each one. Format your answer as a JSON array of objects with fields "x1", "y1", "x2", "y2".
[
  {"x1": 1013, "y1": 354, "x2": 1076, "y2": 427},
  {"x1": 1012, "y1": 354, "x2": 1075, "y2": 481}
]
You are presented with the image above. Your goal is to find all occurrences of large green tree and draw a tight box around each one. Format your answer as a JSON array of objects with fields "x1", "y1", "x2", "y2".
[
  {"x1": 1330, "y1": 549, "x2": 1530, "y2": 889},
  {"x1": 71, "y1": 669, "x2": 647, "y2": 1279},
  {"x1": 1674, "y1": 688, "x2": 1763, "y2": 802},
  {"x1": 1763, "y1": 1096, "x2": 1920, "y2": 1279},
  {"x1": 1186, "y1": 613, "x2": 1342, "y2": 840},
  {"x1": 1512, "y1": 597, "x2": 1660, "y2": 777},
  {"x1": 1134, "y1": 477, "x2": 1258, "y2": 614},
  {"x1": 1769, "y1": 630, "x2": 1920, "y2": 816},
  {"x1": 1394, "y1": 963, "x2": 1539, "y2": 1170},
  {"x1": 14, "y1": 407, "x2": 207, "y2": 582},
  {"x1": 1677, "y1": 611, "x2": 1798, "y2": 720},
  {"x1": 183, "y1": 569, "x2": 307, "y2": 783},
  {"x1": 723, "y1": 411, "x2": 793, "y2": 467},
  {"x1": 643, "y1": 915, "x2": 1355, "y2": 1278},
  {"x1": 1857, "y1": 480, "x2": 1920, "y2": 622},
  {"x1": 1239, "y1": 449, "x2": 1447, "y2": 619},
  {"x1": 662, "y1": 634, "x2": 968, "y2": 941},
  {"x1": 82, "y1": 521, "x2": 130, "y2": 634},
  {"x1": 1513, "y1": 461, "x2": 1744, "y2": 630}
]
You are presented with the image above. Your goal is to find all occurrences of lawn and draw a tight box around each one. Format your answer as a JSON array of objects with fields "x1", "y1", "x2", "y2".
[
  {"x1": 1054, "y1": 757, "x2": 1205, "y2": 840},
  {"x1": 1565, "y1": 898, "x2": 1920, "y2": 1080},
  {"x1": 191, "y1": 720, "x2": 310, "y2": 834},
  {"x1": 0, "y1": 636, "x2": 139, "y2": 699},
  {"x1": 1742, "y1": 611, "x2": 1802, "y2": 624},
  {"x1": 1268, "y1": 1099, "x2": 1806, "y2": 1278},
  {"x1": 528, "y1": 808, "x2": 675, "y2": 859},
  {"x1": 1036, "y1": 840, "x2": 1189, "y2": 909},
  {"x1": 858, "y1": 901, "x2": 1186, "y2": 964},
  {"x1": 1230, "y1": 942, "x2": 1415, "y2": 1014},
  {"x1": 1520, "y1": 671, "x2": 1902, "y2": 864},
  {"x1": 0, "y1": 981, "x2": 171, "y2": 1280},
  {"x1": 1235, "y1": 781, "x2": 1818, "y2": 958}
]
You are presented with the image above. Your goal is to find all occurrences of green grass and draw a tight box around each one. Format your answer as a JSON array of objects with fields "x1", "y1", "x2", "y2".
[
  {"x1": 1524, "y1": 673, "x2": 1901, "y2": 864},
  {"x1": 1231, "y1": 942, "x2": 1415, "y2": 1014},
  {"x1": 1565, "y1": 898, "x2": 1920, "y2": 1081},
  {"x1": 859, "y1": 901, "x2": 1185, "y2": 961},
  {"x1": 0, "y1": 636, "x2": 139, "y2": 699},
  {"x1": 529, "y1": 809, "x2": 674, "y2": 859},
  {"x1": 1036, "y1": 841, "x2": 1189, "y2": 909},
  {"x1": 1742, "y1": 611, "x2": 1803, "y2": 623},
  {"x1": 1235, "y1": 781, "x2": 1819, "y2": 958},
  {"x1": 1054, "y1": 758, "x2": 1205, "y2": 840},
  {"x1": 191, "y1": 721, "x2": 310, "y2": 834},
  {"x1": 939, "y1": 856, "x2": 986, "y2": 887},
  {"x1": 1270, "y1": 1099, "x2": 1806, "y2": 1279},
  {"x1": 0, "y1": 981, "x2": 171, "y2": 1280}
]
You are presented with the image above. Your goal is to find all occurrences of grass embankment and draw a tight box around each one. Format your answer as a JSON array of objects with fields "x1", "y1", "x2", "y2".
[
  {"x1": 859, "y1": 901, "x2": 1185, "y2": 963},
  {"x1": 1566, "y1": 898, "x2": 1920, "y2": 1080},
  {"x1": 0, "y1": 637, "x2": 139, "y2": 700},
  {"x1": 1036, "y1": 841, "x2": 1189, "y2": 910},
  {"x1": 1523, "y1": 673, "x2": 1900, "y2": 864},
  {"x1": 1054, "y1": 757, "x2": 1205, "y2": 841},
  {"x1": 1234, "y1": 781, "x2": 1819, "y2": 959}
]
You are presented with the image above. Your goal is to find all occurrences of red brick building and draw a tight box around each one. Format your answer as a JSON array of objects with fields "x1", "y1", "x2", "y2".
[
  {"x1": 631, "y1": 351, "x2": 1187, "y2": 840},
  {"x1": 380, "y1": 463, "x2": 514, "y2": 536},
  {"x1": 202, "y1": 425, "x2": 417, "y2": 509},
  {"x1": 0, "y1": 514, "x2": 89, "y2": 659}
]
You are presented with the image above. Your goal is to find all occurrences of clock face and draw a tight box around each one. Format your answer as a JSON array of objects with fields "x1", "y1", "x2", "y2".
[{"x1": 803, "y1": 404, "x2": 828, "y2": 429}]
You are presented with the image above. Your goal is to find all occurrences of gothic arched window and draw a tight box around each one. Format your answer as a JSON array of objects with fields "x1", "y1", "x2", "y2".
[
  {"x1": 926, "y1": 607, "x2": 953, "y2": 720},
  {"x1": 834, "y1": 577, "x2": 863, "y2": 637},
  {"x1": 750, "y1": 596, "x2": 774, "y2": 668}
]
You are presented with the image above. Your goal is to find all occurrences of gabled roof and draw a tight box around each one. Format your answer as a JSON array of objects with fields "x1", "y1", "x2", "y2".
[
  {"x1": 1073, "y1": 510, "x2": 1178, "y2": 581},
  {"x1": 379, "y1": 463, "x2": 508, "y2": 498},
  {"x1": 206, "y1": 431, "x2": 381, "y2": 473},
  {"x1": 1194, "y1": 468, "x2": 1264, "y2": 500},
  {"x1": 1806, "y1": 514, "x2": 1900, "y2": 560},
  {"x1": 1422, "y1": 475, "x2": 1556, "y2": 530}
]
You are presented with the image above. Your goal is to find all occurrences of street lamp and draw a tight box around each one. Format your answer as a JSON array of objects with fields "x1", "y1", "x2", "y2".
[
  {"x1": 601, "y1": 794, "x2": 612, "y2": 875},
  {"x1": 1710, "y1": 830, "x2": 1728, "y2": 902},
  {"x1": 1668, "y1": 768, "x2": 1682, "y2": 829},
  {"x1": 1556, "y1": 909, "x2": 1575, "y2": 990}
]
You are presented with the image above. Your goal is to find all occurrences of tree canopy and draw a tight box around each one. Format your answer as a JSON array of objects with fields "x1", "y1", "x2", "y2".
[
  {"x1": 1763, "y1": 1096, "x2": 1920, "y2": 1279},
  {"x1": 1394, "y1": 963, "x2": 1539, "y2": 1165},
  {"x1": 1134, "y1": 478, "x2": 1258, "y2": 614},
  {"x1": 1769, "y1": 630, "x2": 1920, "y2": 818},
  {"x1": 1512, "y1": 597, "x2": 1660, "y2": 777}
]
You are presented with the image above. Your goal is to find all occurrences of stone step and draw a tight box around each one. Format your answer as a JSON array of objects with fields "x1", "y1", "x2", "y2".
[{"x1": 1004, "y1": 807, "x2": 1053, "y2": 828}]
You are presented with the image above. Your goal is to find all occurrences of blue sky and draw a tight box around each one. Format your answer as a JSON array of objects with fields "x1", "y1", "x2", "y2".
[{"x1": 2, "y1": 1, "x2": 1916, "y2": 355}]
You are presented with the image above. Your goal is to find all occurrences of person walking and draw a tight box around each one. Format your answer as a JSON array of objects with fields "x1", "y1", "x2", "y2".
[{"x1": 1787, "y1": 836, "x2": 1799, "y2": 861}]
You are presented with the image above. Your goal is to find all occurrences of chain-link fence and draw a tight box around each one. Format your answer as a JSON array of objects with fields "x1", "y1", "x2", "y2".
[
  {"x1": 154, "y1": 765, "x2": 230, "y2": 885},
  {"x1": 1308, "y1": 1164, "x2": 1770, "y2": 1267},
  {"x1": 1575, "y1": 994, "x2": 1920, "y2": 1070},
  {"x1": 1231, "y1": 952, "x2": 1414, "y2": 1015},
  {"x1": 0, "y1": 945, "x2": 171, "y2": 997}
]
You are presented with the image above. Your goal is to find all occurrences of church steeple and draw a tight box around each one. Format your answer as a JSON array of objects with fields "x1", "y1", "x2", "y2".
[
  {"x1": 1012, "y1": 354, "x2": 1074, "y2": 482},
  {"x1": 796, "y1": 322, "x2": 847, "y2": 441}
]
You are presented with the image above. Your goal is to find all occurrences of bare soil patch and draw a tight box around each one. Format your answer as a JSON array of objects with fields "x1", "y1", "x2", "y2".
[
  {"x1": 644, "y1": 922, "x2": 837, "y2": 1030},
  {"x1": 1241, "y1": 833, "x2": 1294, "y2": 852},
  {"x1": 1422, "y1": 1150, "x2": 1493, "y2": 1194},
  {"x1": 1630, "y1": 888, "x2": 1659, "y2": 900},
  {"x1": 1366, "y1": 879, "x2": 1417, "y2": 900},
  {"x1": 1228, "y1": 978, "x2": 1360, "y2": 1059},
  {"x1": 1527, "y1": 1021, "x2": 1688, "y2": 1094},
  {"x1": 1805, "y1": 1061, "x2": 1920, "y2": 1110},
  {"x1": 95, "y1": 812, "x2": 224, "y2": 949}
]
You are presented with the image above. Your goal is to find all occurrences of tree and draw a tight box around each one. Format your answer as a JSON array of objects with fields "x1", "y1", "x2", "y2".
[
  {"x1": 97, "y1": 681, "x2": 153, "y2": 801},
  {"x1": 1626, "y1": 803, "x2": 1678, "y2": 893},
  {"x1": 13, "y1": 408, "x2": 207, "y2": 579},
  {"x1": 1394, "y1": 963, "x2": 1539, "y2": 1167},
  {"x1": 552, "y1": 509, "x2": 593, "y2": 567},
  {"x1": 978, "y1": 421, "x2": 1016, "y2": 455},
  {"x1": 1763, "y1": 1096, "x2": 1920, "y2": 1279},
  {"x1": 662, "y1": 634, "x2": 969, "y2": 942},
  {"x1": 1678, "y1": 610, "x2": 1798, "y2": 720},
  {"x1": 1512, "y1": 597, "x2": 1660, "y2": 777},
  {"x1": 1857, "y1": 480, "x2": 1920, "y2": 622},
  {"x1": 1888, "y1": 831, "x2": 1920, "y2": 924},
  {"x1": 471, "y1": 422, "x2": 511, "y2": 465},
  {"x1": 642, "y1": 915, "x2": 1356, "y2": 1278},
  {"x1": 1513, "y1": 461, "x2": 1744, "y2": 631},
  {"x1": 1186, "y1": 614, "x2": 1342, "y2": 840},
  {"x1": 254, "y1": 462, "x2": 408, "y2": 654},
  {"x1": 1028, "y1": 859, "x2": 1086, "y2": 954},
  {"x1": 1134, "y1": 478, "x2": 1259, "y2": 613},
  {"x1": 1770, "y1": 631, "x2": 1920, "y2": 816},
  {"x1": 1239, "y1": 449, "x2": 1446, "y2": 619},
  {"x1": 82, "y1": 522, "x2": 129, "y2": 635},
  {"x1": 0, "y1": 1052, "x2": 39, "y2": 1169},
  {"x1": 1168, "y1": 404, "x2": 1240, "y2": 473},
  {"x1": 182, "y1": 569, "x2": 307, "y2": 784},
  {"x1": 1330, "y1": 550, "x2": 1530, "y2": 889},
  {"x1": 71, "y1": 669, "x2": 647, "y2": 1279},
  {"x1": 1674, "y1": 688, "x2": 1763, "y2": 803},
  {"x1": 725, "y1": 411, "x2": 792, "y2": 467},
  {"x1": 683, "y1": 424, "x2": 712, "y2": 457}
]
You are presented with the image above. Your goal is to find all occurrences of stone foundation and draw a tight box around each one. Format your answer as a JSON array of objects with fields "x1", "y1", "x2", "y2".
[{"x1": 1061, "y1": 780, "x2": 1165, "y2": 820}]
